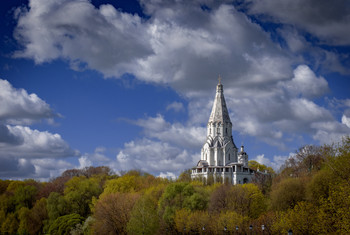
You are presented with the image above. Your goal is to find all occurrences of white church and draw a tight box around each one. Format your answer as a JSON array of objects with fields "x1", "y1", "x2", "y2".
[{"x1": 191, "y1": 79, "x2": 255, "y2": 184}]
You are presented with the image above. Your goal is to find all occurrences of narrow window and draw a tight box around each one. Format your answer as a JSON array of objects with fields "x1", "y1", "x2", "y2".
[
  {"x1": 226, "y1": 128, "x2": 227, "y2": 134},
  {"x1": 229, "y1": 154, "x2": 230, "y2": 161}
]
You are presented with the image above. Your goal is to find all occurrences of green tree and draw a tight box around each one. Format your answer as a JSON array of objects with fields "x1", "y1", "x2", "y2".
[
  {"x1": 272, "y1": 201, "x2": 316, "y2": 235},
  {"x1": 63, "y1": 176, "x2": 103, "y2": 217},
  {"x1": 93, "y1": 192, "x2": 140, "y2": 234},
  {"x1": 177, "y1": 169, "x2": 192, "y2": 182},
  {"x1": 158, "y1": 182, "x2": 195, "y2": 226},
  {"x1": 270, "y1": 177, "x2": 306, "y2": 211},
  {"x1": 14, "y1": 185, "x2": 38, "y2": 210},
  {"x1": 17, "y1": 206, "x2": 30, "y2": 235},
  {"x1": 127, "y1": 194, "x2": 159, "y2": 234},
  {"x1": 48, "y1": 213, "x2": 84, "y2": 235},
  {"x1": 47, "y1": 192, "x2": 68, "y2": 222},
  {"x1": 1, "y1": 212, "x2": 18, "y2": 234}
]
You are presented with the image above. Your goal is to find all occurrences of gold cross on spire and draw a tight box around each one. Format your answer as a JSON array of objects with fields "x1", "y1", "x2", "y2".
[{"x1": 218, "y1": 75, "x2": 222, "y2": 84}]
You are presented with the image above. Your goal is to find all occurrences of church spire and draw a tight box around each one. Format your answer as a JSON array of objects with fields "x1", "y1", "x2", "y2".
[{"x1": 208, "y1": 76, "x2": 231, "y2": 124}]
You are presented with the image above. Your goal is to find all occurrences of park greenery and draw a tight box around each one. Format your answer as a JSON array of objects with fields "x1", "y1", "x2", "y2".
[{"x1": 0, "y1": 136, "x2": 349, "y2": 234}]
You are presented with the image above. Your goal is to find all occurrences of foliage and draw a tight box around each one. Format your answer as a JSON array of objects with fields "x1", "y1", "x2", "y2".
[
  {"x1": 48, "y1": 213, "x2": 84, "y2": 235},
  {"x1": 0, "y1": 139, "x2": 349, "y2": 234},
  {"x1": 270, "y1": 177, "x2": 306, "y2": 211},
  {"x1": 63, "y1": 176, "x2": 103, "y2": 217},
  {"x1": 92, "y1": 192, "x2": 140, "y2": 234},
  {"x1": 127, "y1": 193, "x2": 159, "y2": 235}
]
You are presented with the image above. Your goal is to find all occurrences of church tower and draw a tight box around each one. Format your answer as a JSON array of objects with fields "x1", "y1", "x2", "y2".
[
  {"x1": 201, "y1": 78, "x2": 238, "y2": 166},
  {"x1": 192, "y1": 77, "x2": 254, "y2": 185}
]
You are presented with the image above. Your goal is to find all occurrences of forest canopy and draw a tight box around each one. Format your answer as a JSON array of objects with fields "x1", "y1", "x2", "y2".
[{"x1": 0, "y1": 137, "x2": 349, "y2": 234}]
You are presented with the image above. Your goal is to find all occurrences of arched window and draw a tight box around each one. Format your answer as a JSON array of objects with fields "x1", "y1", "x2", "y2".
[{"x1": 243, "y1": 178, "x2": 249, "y2": 184}]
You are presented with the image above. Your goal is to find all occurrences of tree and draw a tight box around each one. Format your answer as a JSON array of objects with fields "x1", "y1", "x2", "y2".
[
  {"x1": 236, "y1": 184, "x2": 266, "y2": 218},
  {"x1": 316, "y1": 183, "x2": 350, "y2": 234},
  {"x1": 272, "y1": 201, "x2": 316, "y2": 234},
  {"x1": 48, "y1": 213, "x2": 84, "y2": 235},
  {"x1": 178, "y1": 169, "x2": 192, "y2": 182},
  {"x1": 17, "y1": 206, "x2": 30, "y2": 235},
  {"x1": 14, "y1": 185, "x2": 38, "y2": 210},
  {"x1": 306, "y1": 169, "x2": 332, "y2": 204},
  {"x1": 127, "y1": 194, "x2": 159, "y2": 235},
  {"x1": 1, "y1": 212, "x2": 18, "y2": 234},
  {"x1": 47, "y1": 192, "x2": 68, "y2": 222},
  {"x1": 248, "y1": 160, "x2": 274, "y2": 174},
  {"x1": 63, "y1": 176, "x2": 103, "y2": 217},
  {"x1": 93, "y1": 192, "x2": 140, "y2": 234},
  {"x1": 214, "y1": 211, "x2": 245, "y2": 234},
  {"x1": 209, "y1": 184, "x2": 231, "y2": 213},
  {"x1": 27, "y1": 198, "x2": 48, "y2": 235},
  {"x1": 270, "y1": 177, "x2": 306, "y2": 211},
  {"x1": 0, "y1": 180, "x2": 10, "y2": 195},
  {"x1": 159, "y1": 182, "x2": 202, "y2": 227}
]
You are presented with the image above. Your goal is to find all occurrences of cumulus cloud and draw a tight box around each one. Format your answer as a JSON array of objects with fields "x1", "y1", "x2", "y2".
[
  {"x1": 0, "y1": 156, "x2": 73, "y2": 181},
  {"x1": 342, "y1": 115, "x2": 350, "y2": 128},
  {"x1": 166, "y1": 101, "x2": 185, "y2": 112},
  {"x1": 134, "y1": 114, "x2": 206, "y2": 149},
  {"x1": 0, "y1": 79, "x2": 56, "y2": 124},
  {"x1": 281, "y1": 65, "x2": 329, "y2": 99},
  {"x1": 79, "y1": 147, "x2": 111, "y2": 168},
  {"x1": 14, "y1": 0, "x2": 152, "y2": 76},
  {"x1": 9, "y1": 0, "x2": 350, "y2": 177},
  {"x1": 243, "y1": 0, "x2": 350, "y2": 46},
  {"x1": 0, "y1": 79, "x2": 77, "y2": 180},
  {"x1": 159, "y1": 172, "x2": 177, "y2": 180},
  {"x1": 0, "y1": 125, "x2": 77, "y2": 158},
  {"x1": 115, "y1": 138, "x2": 199, "y2": 175},
  {"x1": 13, "y1": 0, "x2": 293, "y2": 90},
  {"x1": 215, "y1": 65, "x2": 334, "y2": 147},
  {"x1": 253, "y1": 153, "x2": 294, "y2": 171}
]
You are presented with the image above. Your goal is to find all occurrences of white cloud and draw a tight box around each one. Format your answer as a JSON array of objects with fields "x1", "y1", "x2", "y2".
[
  {"x1": 0, "y1": 79, "x2": 77, "y2": 180},
  {"x1": 0, "y1": 125, "x2": 77, "y2": 158},
  {"x1": 31, "y1": 158, "x2": 73, "y2": 180},
  {"x1": 9, "y1": 0, "x2": 350, "y2": 177},
  {"x1": 14, "y1": 0, "x2": 152, "y2": 77},
  {"x1": 159, "y1": 172, "x2": 177, "y2": 180},
  {"x1": 0, "y1": 79, "x2": 55, "y2": 124},
  {"x1": 244, "y1": 0, "x2": 350, "y2": 46},
  {"x1": 311, "y1": 120, "x2": 350, "y2": 144},
  {"x1": 342, "y1": 115, "x2": 350, "y2": 128},
  {"x1": 134, "y1": 114, "x2": 206, "y2": 149},
  {"x1": 115, "y1": 138, "x2": 198, "y2": 175},
  {"x1": 166, "y1": 101, "x2": 185, "y2": 112},
  {"x1": 78, "y1": 156, "x2": 92, "y2": 169},
  {"x1": 0, "y1": 157, "x2": 73, "y2": 181},
  {"x1": 282, "y1": 65, "x2": 329, "y2": 99},
  {"x1": 13, "y1": 0, "x2": 293, "y2": 89},
  {"x1": 253, "y1": 153, "x2": 293, "y2": 171},
  {"x1": 80, "y1": 147, "x2": 111, "y2": 167}
]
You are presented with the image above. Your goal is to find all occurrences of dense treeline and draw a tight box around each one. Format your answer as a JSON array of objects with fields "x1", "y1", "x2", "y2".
[{"x1": 0, "y1": 137, "x2": 349, "y2": 234}]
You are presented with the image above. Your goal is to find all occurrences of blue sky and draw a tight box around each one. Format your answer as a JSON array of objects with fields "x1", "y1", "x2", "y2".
[{"x1": 1, "y1": 0, "x2": 350, "y2": 181}]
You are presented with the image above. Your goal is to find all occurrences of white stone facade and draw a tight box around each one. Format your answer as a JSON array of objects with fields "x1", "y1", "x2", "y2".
[{"x1": 191, "y1": 80, "x2": 255, "y2": 185}]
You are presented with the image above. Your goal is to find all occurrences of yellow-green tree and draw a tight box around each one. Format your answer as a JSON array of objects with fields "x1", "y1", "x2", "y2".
[
  {"x1": 270, "y1": 177, "x2": 306, "y2": 211},
  {"x1": 93, "y1": 192, "x2": 140, "y2": 234}
]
